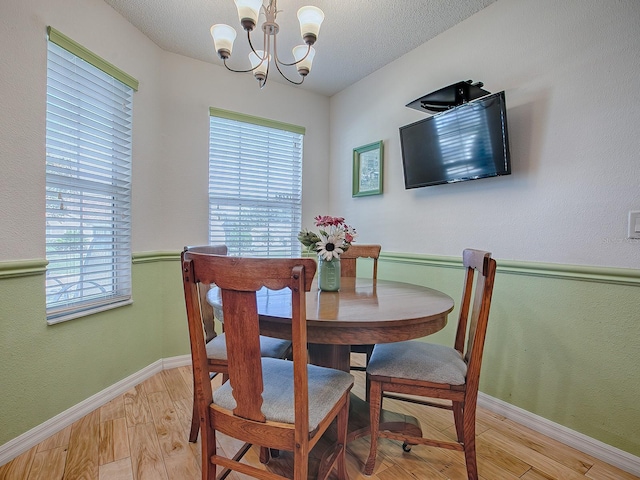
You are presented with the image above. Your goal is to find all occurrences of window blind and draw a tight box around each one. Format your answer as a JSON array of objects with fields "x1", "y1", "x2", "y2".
[
  {"x1": 208, "y1": 113, "x2": 303, "y2": 257},
  {"x1": 45, "y1": 37, "x2": 133, "y2": 323}
]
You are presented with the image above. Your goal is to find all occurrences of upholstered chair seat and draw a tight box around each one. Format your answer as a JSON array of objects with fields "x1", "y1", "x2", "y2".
[
  {"x1": 206, "y1": 334, "x2": 291, "y2": 362},
  {"x1": 213, "y1": 357, "x2": 354, "y2": 431},
  {"x1": 366, "y1": 341, "x2": 467, "y2": 385}
]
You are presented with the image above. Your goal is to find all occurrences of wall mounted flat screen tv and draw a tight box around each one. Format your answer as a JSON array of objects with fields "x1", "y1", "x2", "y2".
[{"x1": 400, "y1": 91, "x2": 511, "y2": 189}]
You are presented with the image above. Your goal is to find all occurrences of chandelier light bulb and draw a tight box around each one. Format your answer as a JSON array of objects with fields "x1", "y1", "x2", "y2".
[
  {"x1": 292, "y1": 45, "x2": 315, "y2": 76},
  {"x1": 297, "y1": 6, "x2": 324, "y2": 45},
  {"x1": 249, "y1": 50, "x2": 270, "y2": 81},
  {"x1": 210, "y1": 24, "x2": 237, "y2": 59},
  {"x1": 234, "y1": 0, "x2": 262, "y2": 30}
]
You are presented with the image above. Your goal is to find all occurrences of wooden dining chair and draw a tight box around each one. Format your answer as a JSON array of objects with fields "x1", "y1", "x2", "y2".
[
  {"x1": 183, "y1": 245, "x2": 293, "y2": 443},
  {"x1": 341, "y1": 244, "x2": 381, "y2": 382},
  {"x1": 364, "y1": 249, "x2": 497, "y2": 480},
  {"x1": 181, "y1": 252, "x2": 354, "y2": 480}
]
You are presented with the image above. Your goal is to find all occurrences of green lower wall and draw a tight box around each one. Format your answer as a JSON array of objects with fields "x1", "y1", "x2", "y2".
[
  {"x1": 0, "y1": 256, "x2": 186, "y2": 445},
  {"x1": 1, "y1": 252, "x2": 639, "y2": 458}
]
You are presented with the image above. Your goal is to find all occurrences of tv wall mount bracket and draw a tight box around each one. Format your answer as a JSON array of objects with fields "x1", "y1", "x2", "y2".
[{"x1": 406, "y1": 80, "x2": 490, "y2": 113}]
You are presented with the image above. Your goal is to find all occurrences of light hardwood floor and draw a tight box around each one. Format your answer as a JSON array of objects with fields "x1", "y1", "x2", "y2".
[{"x1": 1, "y1": 358, "x2": 638, "y2": 480}]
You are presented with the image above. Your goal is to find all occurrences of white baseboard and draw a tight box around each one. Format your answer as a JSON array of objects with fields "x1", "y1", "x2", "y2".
[
  {"x1": 478, "y1": 392, "x2": 640, "y2": 476},
  {"x1": 162, "y1": 354, "x2": 192, "y2": 370},
  {"x1": 2, "y1": 358, "x2": 639, "y2": 477}
]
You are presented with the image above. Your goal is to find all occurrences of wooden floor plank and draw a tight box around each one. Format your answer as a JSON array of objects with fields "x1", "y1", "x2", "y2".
[
  {"x1": 476, "y1": 432, "x2": 533, "y2": 476},
  {"x1": 171, "y1": 397, "x2": 194, "y2": 433},
  {"x1": 98, "y1": 457, "x2": 134, "y2": 480},
  {"x1": 521, "y1": 468, "x2": 556, "y2": 479},
  {"x1": 63, "y1": 409, "x2": 100, "y2": 480},
  {"x1": 140, "y1": 373, "x2": 166, "y2": 396},
  {"x1": 479, "y1": 427, "x2": 589, "y2": 480},
  {"x1": 500, "y1": 416, "x2": 595, "y2": 474},
  {"x1": 159, "y1": 369, "x2": 190, "y2": 403},
  {"x1": 146, "y1": 390, "x2": 191, "y2": 458},
  {"x1": 162, "y1": 451, "x2": 201, "y2": 480},
  {"x1": 100, "y1": 396, "x2": 125, "y2": 424},
  {"x1": 27, "y1": 446, "x2": 67, "y2": 480},
  {"x1": 36, "y1": 425, "x2": 72, "y2": 453},
  {"x1": 0, "y1": 446, "x2": 37, "y2": 480},
  {"x1": 99, "y1": 417, "x2": 130, "y2": 466},
  {"x1": 585, "y1": 460, "x2": 640, "y2": 480},
  {"x1": 127, "y1": 423, "x2": 168, "y2": 480},
  {"x1": 477, "y1": 455, "x2": 523, "y2": 480},
  {"x1": 176, "y1": 366, "x2": 194, "y2": 394},
  {"x1": 123, "y1": 386, "x2": 152, "y2": 426}
]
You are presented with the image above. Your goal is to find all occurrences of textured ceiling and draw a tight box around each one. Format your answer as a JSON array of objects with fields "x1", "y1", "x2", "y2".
[{"x1": 102, "y1": 0, "x2": 496, "y2": 97}]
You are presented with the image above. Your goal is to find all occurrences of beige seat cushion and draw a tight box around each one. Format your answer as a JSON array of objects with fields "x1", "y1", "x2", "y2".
[
  {"x1": 367, "y1": 341, "x2": 467, "y2": 385},
  {"x1": 213, "y1": 357, "x2": 354, "y2": 431},
  {"x1": 206, "y1": 333, "x2": 291, "y2": 360}
]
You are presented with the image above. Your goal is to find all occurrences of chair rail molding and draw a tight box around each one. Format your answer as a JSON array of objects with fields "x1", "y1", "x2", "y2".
[
  {"x1": 131, "y1": 251, "x2": 180, "y2": 264},
  {"x1": 0, "y1": 259, "x2": 48, "y2": 279},
  {"x1": 381, "y1": 252, "x2": 640, "y2": 287}
]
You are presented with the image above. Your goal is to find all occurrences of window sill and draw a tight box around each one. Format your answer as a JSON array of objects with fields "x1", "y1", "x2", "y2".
[{"x1": 46, "y1": 299, "x2": 133, "y2": 325}]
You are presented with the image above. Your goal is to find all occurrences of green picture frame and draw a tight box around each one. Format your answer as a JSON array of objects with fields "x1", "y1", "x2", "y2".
[{"x1": 352, "y1": 141, "x2": 383, "y2": 197}]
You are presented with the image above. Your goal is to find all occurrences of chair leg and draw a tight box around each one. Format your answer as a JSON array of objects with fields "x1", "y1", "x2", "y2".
[
  {"x1": 259, "y1": 447, "x2": 271, "y2": 464},
  {"x1": 201, "y1": 419, "x2": 216, "y2": 480},
  {"x1": 191, "y1": 371, "x2": 220, "y2": 443},
  {"x1": 364, "y1": 346, "x2": 373, "y2": 402},
  {"x1": 364, "y1": 380, "x2": 383, "y2": 475},
  {"x1": 462, "y1": 404, "x2": 478, "y2": 480},
  {"x1": 188, "y1": 392, "x2": 200, "y2": 443},
  {"x1": 452, "y1": 401, "x2": 464, "y2": 443},
  {"x1": 365, "y1": 376, "x2": 371, "y2": 403},
  {"x1": 293, "y1": 445, "x2": 309, "y2": 480},
  {"x1": 335, "y1": 395, "x2": 350, "y2": 480}
]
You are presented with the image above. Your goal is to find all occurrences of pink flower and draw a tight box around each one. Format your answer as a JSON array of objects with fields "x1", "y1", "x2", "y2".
[
  {"x1": 314, "y1": 215, "x2": 345, "y2": 227},
  {"x1": 302, "y1": 215, "x2": 358, "y2": 256}
]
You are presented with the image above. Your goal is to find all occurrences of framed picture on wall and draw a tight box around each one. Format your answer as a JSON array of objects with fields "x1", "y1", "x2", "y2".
[{"x1": 352, "y1": 141, "x2": 383, "y2": 197}]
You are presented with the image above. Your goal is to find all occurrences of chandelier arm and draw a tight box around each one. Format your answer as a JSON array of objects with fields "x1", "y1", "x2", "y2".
[
  {"x1": 273, "y1": 59, "x2": 304, "y2": 85},
  {"x1": 273, "y1": 36, "x2": 310, "y2": 67},
  {"x1": 223, "y1": 59, "x2": 259, "y2": 74},
  {"x1": 255, "y1": 34, "x2": 271, "y2": 89},
  {"x1": 247, "y1": 29, "x2": 263, "y2": 58}
]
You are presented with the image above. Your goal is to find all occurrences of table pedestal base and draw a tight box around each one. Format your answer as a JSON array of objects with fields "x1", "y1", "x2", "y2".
[{"x1": 308, "y1": 343, "x2": 351, "y2": 372}]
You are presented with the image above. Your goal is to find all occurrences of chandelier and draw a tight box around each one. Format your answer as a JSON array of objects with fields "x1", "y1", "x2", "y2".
[{"x1": 210, "y1": 0, "x2": 325, "y2": 88}]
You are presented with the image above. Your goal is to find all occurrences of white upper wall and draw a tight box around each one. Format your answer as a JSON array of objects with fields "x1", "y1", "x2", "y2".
[
  {"x1": 155, "y1": 51, "x2": 330, "y2": 250},
  {"x1": 0, "y1": 0, "x2": 330, "y2": 260},
  {"x1": 2, "y1": 0, "x2": 639, "y2": 267},
  {"x1": 329, "y1": 0, "x2": 640, "y2": 268}
]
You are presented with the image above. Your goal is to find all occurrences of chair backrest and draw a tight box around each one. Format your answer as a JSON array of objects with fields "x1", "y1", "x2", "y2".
[
  {"x1": 453, "y1": 249, "x2": 496, "y2": 393},
  {"x1": 340, "y1": 244, "x2": 381, "y2": 279},
  {"x1": 183, "y1": 245, "x2": 228, "y2": 342},
  {"x1": 181, "y1": 252, "x2": 316, "y2": 427}
]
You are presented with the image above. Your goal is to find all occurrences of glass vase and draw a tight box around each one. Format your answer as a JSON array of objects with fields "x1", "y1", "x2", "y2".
[{"x1": 317, "y1": 255, "x2": 341, "y2": 291}]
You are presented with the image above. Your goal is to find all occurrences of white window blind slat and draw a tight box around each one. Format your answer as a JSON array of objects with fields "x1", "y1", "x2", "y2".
[
  {"x1": 209, "y1": 115, "x2": 303, "y2": 258},
  {"x1": 46, "y1": 39, "x2": 133, "y2": 323}
]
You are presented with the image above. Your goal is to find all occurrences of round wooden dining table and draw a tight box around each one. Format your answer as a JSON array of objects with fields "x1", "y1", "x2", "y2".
[{"x1": 207, "y1": 276, "x2": 455, "y2": 443}]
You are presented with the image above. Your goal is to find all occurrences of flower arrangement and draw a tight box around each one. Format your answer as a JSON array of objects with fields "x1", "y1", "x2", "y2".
[{"x1": 298, "y1": 215, "x2": 357, "y2": 261}]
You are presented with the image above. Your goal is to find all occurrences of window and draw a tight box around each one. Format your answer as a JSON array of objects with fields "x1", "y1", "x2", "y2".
[
  {"x1": 208, "y1": 108, "x2": 304, "y2": 257},
  {"x1": 45, "y1": 27, "x2": 138, "y2": 323}
]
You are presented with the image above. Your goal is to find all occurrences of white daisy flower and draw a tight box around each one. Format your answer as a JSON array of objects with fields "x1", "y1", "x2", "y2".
[{"x1": 316, "y1": 234, "x2": 344, "y2": 260}]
